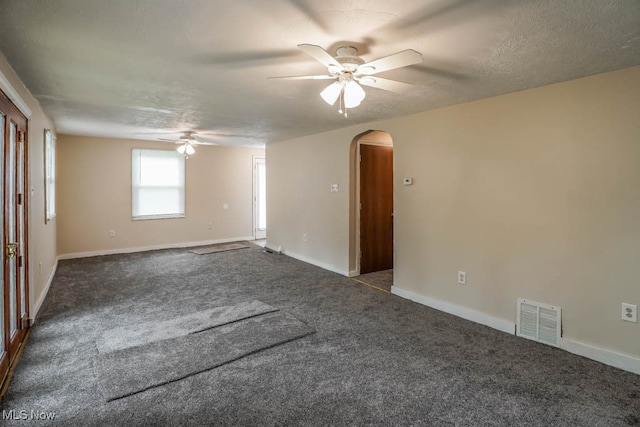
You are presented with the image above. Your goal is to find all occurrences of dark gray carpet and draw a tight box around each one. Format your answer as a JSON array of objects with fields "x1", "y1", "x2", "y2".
[
  {"x1": 189, "y1": 242, "x2": 250, "y2": 255},
  {"x1": 96, "y1": 311, "x2": 314, "y2": 401},
  {"x1": 96, "y1": 300, "x2": 278, "y2": 353},
  {"x1": 2, "y1": 245, "x2": 639, "y2": 426}
]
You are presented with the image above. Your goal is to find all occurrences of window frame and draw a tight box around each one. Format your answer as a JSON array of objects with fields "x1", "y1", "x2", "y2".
[
  {"x1": 131, "y1": 148, "x2": 186, "y2": 221},
  {"x1": 44, "y1": 128, "x2": 56, "y2": 223}
]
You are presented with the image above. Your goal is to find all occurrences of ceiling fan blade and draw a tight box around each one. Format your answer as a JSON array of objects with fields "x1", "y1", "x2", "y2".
[
  {"x1": 358, "y1": 76, "x2": 413, "y2": 94},
  {"x1": 297, "y1": 44, "x2": 343, "y2": 71},
  {"x1": 357, "y1": 50, "x2": 423, "y2": 75},
  {"x1": 268, "y1": 75, "x2": 335, "y2": 80},
  {"x1": 192, "y1": 141, "x2": 218, "y2": 146},
  {"x1": 158, "y1": 138, "x2": 180, "y2": 142}
]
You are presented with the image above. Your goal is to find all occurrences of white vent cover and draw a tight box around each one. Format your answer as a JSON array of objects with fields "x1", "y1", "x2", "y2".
[{"x1": 516, "y1": 298, "x2": 561, "y2": 347}]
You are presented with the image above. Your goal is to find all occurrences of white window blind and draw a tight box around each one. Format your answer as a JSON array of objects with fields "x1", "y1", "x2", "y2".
[{"x1": 132, "y1": 149, "x2": 185, "y2": 220}]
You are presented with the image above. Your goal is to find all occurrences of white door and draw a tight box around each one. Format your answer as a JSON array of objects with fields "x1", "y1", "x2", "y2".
[{"x1": 253, "y1": 157, "x2": 266, "y2": 239}]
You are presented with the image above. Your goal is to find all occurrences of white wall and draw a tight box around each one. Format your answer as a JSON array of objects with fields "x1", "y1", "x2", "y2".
[
  {"x1": 267, "y1": 66, "x2": 640, "y2": 372},
  {"x1": 0, "y1": 52, "x2": 57, "y2": 319}
]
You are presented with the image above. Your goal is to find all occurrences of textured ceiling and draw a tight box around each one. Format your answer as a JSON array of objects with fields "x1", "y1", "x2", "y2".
[{"x1": 0, "y1": 0, "x2": 638, "y2": 147}]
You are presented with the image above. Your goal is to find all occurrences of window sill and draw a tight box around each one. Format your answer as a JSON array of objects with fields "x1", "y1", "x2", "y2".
[{"x1": 132, "y1": 214, "x2": 185, "y2": 221}]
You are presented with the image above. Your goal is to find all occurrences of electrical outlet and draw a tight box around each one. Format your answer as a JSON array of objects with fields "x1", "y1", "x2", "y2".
[
  {"x1": 303, "y1": 233, "x2": 308, "y2": 242},
  {"x1": 457, "y1": 271, "x2": 466, "y2": 285},
  {"x1": 108, "y1": 230, "x2": 115, "y2": 238},
  {"x1": 622, "y1": 303, "x2": 637, "y2": 323}
]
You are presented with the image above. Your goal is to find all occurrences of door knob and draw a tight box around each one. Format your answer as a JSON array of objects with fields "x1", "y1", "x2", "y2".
[{"x1": 6, "y1": 242, "x2": 18, "y2": 259}]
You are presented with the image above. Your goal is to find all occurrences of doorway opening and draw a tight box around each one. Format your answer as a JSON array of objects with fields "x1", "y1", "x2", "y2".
[
  {"x1": 253, "y1": 156, "x2": 266, "y2": 240},
  {"x1": 349, "y1": 130, "x2": 393, "y2": 291}
]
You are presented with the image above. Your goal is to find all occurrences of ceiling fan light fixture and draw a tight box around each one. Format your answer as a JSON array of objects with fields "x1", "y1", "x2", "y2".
[
  {"x1": 177, "y1": 142, "x2": 195, "y2": 156},
  {"x1": 320, "y1": 81, "x2": 342, "y2": 105},
  {"x1": 343, "y1": 80, "x2": 366, "y2": 108}
]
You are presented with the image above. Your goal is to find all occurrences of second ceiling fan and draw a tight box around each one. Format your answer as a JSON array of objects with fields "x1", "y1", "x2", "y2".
[
  {"x1": 158, "y1": 131, "x2": 217, "y2": 157},
  {"x1": 270, "y1": 44, "x2": 423, "y2": 116}
]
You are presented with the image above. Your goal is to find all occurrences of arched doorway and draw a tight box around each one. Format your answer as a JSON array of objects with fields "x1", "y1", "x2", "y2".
[{"x1": 349, "y1": 130, "x2": 394, "y2": 282}]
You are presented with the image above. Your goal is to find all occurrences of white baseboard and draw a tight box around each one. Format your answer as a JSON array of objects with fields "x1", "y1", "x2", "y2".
[
  {"x1": 391, "y1": 286, "x2": 516, "y2": 334},
  {"x1": 391, "y1": 286, "x2": 640, "y2": 376},
  {"x1": 559, "y1": 337, "x2": 640, "y2": 376},
  {"x1": 32, "y1": 259, "x2": 58, "y2": 322},
  {"x1": 279, "y1": 249, "x2": 349, "y2": 277},
  {"x1": 348, "y1": 269, "x2": 359, "y2": 278},
  {"x1": 57, "y1": 236, "x2": 255, "y2": 260}
]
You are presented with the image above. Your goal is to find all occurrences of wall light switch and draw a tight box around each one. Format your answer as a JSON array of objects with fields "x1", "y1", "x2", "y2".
[
  {"x1": 331, "y1": 184, "x2": 339, "y2": 192},
  {"x1": 403, "y1": 177, "x2": 413, "y2": 186}
]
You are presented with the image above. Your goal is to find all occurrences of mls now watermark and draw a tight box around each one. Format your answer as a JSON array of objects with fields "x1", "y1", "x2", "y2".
[{"x1": 2, "y1": 409, "x2": 57, "y2": 421}]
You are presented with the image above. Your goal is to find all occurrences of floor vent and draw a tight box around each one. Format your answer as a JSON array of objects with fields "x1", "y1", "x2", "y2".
[{"x1": 516, "y1": 298, "x2": 561, "y2": 347}]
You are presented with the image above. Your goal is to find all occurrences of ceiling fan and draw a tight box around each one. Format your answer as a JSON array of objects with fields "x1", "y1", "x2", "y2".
[
  {"x1": 270, "y1": 44, "x2": 423, "y2": 116},
  {"x1": 158, "y1": 131, "x2": 217, "y2": 157}
]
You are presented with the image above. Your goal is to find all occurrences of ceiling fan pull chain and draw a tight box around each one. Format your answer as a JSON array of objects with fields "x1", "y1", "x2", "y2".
[{"x1": 343, "y1": 90, "x2": 348, "y2": 117}]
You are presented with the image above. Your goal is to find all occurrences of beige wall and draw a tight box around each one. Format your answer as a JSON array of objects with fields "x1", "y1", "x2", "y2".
[
  {"x1": 267, "y1": 134, "x2": 350, "y2": 273},
  {"x1": 0, "y1": 52, "x2": 57, "y2": 318},
  {"x1": 57, "y1": 135, "x2": 264, "y2": 256},
  {"x1": 267, "y1": 66, "x2": 640, "y2": 362}
]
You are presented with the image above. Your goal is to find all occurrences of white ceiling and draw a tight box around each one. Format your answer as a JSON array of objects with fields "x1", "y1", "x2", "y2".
[{"x1": 0, "y1": 0, "x2": 638, "y2": 147}]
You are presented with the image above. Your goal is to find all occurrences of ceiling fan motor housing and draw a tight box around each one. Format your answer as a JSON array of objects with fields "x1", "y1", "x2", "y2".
[
  {"x1": 181, "y1": 131, "x2": 195, "y2": 140},
  {"x1": 335, "y1": 46, "x2": 364, "y2": 72}
]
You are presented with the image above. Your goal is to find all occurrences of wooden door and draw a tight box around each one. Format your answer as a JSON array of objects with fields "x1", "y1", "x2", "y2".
[
  {"x1": 0, "y1": 88, "x2": 29, "y2": 386},
  {"x1": 360, "y1": 144, "x2": 393, "y2": 274}
]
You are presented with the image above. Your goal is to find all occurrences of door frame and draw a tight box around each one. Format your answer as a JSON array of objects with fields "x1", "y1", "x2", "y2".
[
  {"x1": 252, "y1": 156, "x2": 266, "y2": 240},
  {"x1": 348, "y1": 130, "x2": 393, "y2": 276},
  {"x1": 0, "y1": 80, "x2": 31, "y2": 387}
]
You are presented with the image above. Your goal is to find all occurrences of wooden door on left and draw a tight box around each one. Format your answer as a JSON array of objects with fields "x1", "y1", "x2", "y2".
[{"x1": 0, "y1": 87, "x2": 29, "y2": 387}]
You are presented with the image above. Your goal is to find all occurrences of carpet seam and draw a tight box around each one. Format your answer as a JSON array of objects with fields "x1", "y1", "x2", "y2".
[
  {"x1": 190, "y1": 308, "x2": 281, "y2": 335},
  {"x1": 105, "y1": 330, "x2": 315, "y2": 402}
]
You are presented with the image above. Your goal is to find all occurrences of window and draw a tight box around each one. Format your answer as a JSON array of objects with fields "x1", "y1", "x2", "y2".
[
  {"x1": 132, "y1": 149, "x2": 185, "y2": 220},
  {"x1": 44, "y1": 129, "x2": 56, "y2": 222}
]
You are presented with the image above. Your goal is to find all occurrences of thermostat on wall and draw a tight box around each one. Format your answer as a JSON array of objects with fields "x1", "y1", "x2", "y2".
[{"x1": 403, "y1": 177, "x2": 413, "y2": 186}]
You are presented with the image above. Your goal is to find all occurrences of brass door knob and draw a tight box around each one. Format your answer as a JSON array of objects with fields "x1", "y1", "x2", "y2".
[{"x1": 6, "y1": 242, "x2": 18, "y2": 259}]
